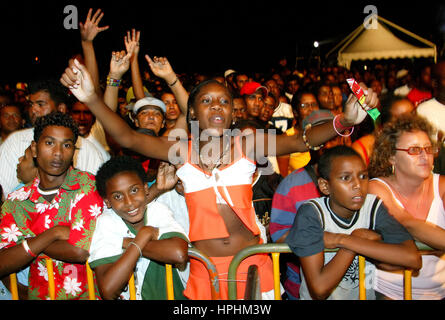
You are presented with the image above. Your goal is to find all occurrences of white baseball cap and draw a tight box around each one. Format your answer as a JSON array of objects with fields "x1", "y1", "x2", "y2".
[{"x1": 133, "y1": 97, "x2": 166, "y2": 114}]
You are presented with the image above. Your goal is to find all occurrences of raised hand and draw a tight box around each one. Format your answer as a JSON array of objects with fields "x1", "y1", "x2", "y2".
[
  {"x1": 156, "y1": 161, "x2": 179, "y2": 191},
  {"x1": 124, "y1": 29, "x2": 141, "y2": 62},
  {"x1": 145, "y1": 55, "x2": 176, "y2": 84},
  {"x1": 60, "y1": 59, "x2": 96, "y2": 104},
  {"x1": 343, "y1": 83, "x2": 379, "y2": 126},
  {"x1": 79, "y1": 8, "x2": 109, "y2": 42},
  {"x1": 109, "y1": 50, "x2": 133, "y2": 79}
]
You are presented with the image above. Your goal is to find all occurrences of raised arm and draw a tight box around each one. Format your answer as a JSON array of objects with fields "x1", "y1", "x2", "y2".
[
  {"x1": 145, "y1": 161, "x2": 179, "y2": 202},
  {"x1": 103, "y1": 48, "x2": 133, "y2": 112},
  {"x1": 249, "y1": 83, "x2": 379, "y2": 159},
  {"x1": 60, "y1": 59, "x2": 183, "y2": 163},
  {"x1": 145, "y1": 55, "x2": 189, "y2": 131},
  {"x1": 79, "y1": 8, "x2": 109, "y2": 95},
  {"x1": 125, "y1": 29, "x2": 147, "y2": 101}
]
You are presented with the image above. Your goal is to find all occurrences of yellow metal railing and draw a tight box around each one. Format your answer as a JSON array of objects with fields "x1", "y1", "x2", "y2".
[
  {"x1": 8, "y1": 242, "x2": 431, "y2": 300},
  {"x1": 227, "y1": 242, "x2": 433, "y2": 300},
  {"x1": 45, "y1": 258, "x2": 56, "y2": 300},
  {"x1": 359, "y1": 255, "x2": 366, "y2": 300},
  {"x1": 86, "y1": 262, "x2": 96, "y2": 300},
  {"x1": 7, "y1": 246, "x2": 218, "y2": 300},
  {"x1": 9, "y1": 273, "x2": 19, "y2": 300},
  {"x1": 7, "y1": 258, "x2": 172, "y2": 300},
  {"x1": 404, "y1": 269, "x2": 413, "y2": 300}
]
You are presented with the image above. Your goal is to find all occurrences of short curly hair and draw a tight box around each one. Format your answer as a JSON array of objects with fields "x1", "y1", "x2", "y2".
[
  {"x1": 368, "y1": 114, "x2": 434, "y2": 178},
  {"x1": 318, "y1": 145, "x2": 362, "y2": 180},
  {"x1": 33, "y1": 112, "x2": 79, "y2": 144},
  {"x1": 95, "y1": 156, "x2": 148, "y2": 199}
]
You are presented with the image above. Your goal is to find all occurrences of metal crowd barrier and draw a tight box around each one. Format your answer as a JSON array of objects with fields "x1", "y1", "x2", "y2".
[
  {"x1": 7, "y1": 242, "x2": 434, "y2": 300},
  {"x1": 187, "y1": 246, "x2": 221, "y2": 300},
  {"x1": 8, "y1": 246, "x2": 220, "y2": 300},
  {"x1": 7, "y1": 257, "x2": 170, "y2": 300},
  {"x1": 227, "y1": 241, "x2": 434, "y2": 300}
]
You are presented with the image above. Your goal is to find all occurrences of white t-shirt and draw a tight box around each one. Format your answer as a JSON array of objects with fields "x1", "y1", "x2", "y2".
[
  {"x1": 155, "y1": 189, "x2": 189, "y2": 235},
  {"x1": 270, "y1": 102, "x2": 294, "y2": 133},
  {"x1": 88, "y1": 201, "x2": 189, "y2": 300},
  {"x1": 416, "y1": 98, "x2": 445, "y2": 141},
  {"x1": 85, "y1": 132, "x2": 111, "y2": 165},
  {"x1": 89, "y1": 120, "x2": 110, "y2": 153}
]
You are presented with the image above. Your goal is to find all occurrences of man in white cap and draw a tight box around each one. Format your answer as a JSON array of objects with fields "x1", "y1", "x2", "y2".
[
  {"x1": 224, "y1": 69, "x2": 237, "y2": 95},
  {"x1": 394, "y1": 69, "x2": 412, "y2": 97},
  {"x1": 132, "y1": 96, "x2": 166, "y2": 136}
]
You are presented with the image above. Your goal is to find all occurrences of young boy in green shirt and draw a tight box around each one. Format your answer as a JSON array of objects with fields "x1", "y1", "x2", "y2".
[{"x1": 89, "y1": 156, "x2": 189, "y2": 300}]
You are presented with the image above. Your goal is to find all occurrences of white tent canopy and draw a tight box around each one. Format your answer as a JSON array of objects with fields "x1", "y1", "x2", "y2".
[{"x1": 326, "y1": 16, "x2": 437, "y2": 69}]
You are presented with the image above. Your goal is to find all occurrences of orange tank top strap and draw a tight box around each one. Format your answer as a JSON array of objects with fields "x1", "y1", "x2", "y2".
[{"x1": 355, "y1": 139, "x2": 370, "y2": 166}]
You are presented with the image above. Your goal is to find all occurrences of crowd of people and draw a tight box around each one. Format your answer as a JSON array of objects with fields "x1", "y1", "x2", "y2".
[{"x1": 0, "y1": 8, "x2": 445, "y2": 300}]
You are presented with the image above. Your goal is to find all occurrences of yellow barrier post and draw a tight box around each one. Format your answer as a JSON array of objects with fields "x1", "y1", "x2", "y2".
[
  {"x1": 9, "y1": 273, "x2": 19, "y2": 300},
  {"x1": 228, "y1": 244, "x2": 290, "y2": 299},
  {"x1": 128, "y1": 273, "x2": 136, "y2": 300},
  {"x1": 404, "y1": 269, "x2": 412, "y2": 300},
  {"x1": 271, "y1": 253, "x2": 282, "y2": 300},
  {"x1": 165, "y1": 264, "x2": 174, "y2": 300},
  {"x1": 86, "y1": 262, "x2": 96, "y2": 300},
  {"x1": 358, "y1": 255, "x2": 366, "y2": 300},
  {"x1": 45, "y1": 258, "x2": 55, "y2": 300}
]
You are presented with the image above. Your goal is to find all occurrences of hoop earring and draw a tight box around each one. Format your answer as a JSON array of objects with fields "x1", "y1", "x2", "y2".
[{"x1": 391, "y1": 164, "x2": 395, "y2": 175}]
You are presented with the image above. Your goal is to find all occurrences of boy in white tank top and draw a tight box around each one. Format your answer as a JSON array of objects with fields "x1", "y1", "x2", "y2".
[{"x1": 286, "y1": 146, "x2": 420, "y2": 299}]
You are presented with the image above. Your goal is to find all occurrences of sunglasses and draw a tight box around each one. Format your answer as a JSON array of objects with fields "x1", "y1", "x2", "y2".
[{"x1": 395, "y1": 146, "x2": 439, "y2": 155}]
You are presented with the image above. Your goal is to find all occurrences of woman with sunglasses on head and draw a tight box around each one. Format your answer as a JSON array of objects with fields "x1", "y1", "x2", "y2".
[{"x1": 368, "y1": 113, "x2": 445, "y2": 300}]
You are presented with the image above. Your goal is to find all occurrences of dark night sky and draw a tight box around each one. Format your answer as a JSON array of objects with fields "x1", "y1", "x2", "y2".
[{"x1": 0, "y1": 0, "x2": 443, "y2": 82}]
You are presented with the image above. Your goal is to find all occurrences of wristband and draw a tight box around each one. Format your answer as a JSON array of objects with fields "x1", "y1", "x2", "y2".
[
  {"x1": 302, "y1": 124, "x2": 324, "y2": 151},
  {"x1": 128, "y1": 241, "x2": 142, "y2": 259},
  {"x1": 168, "y1": 77, "x2": 178, "y2": 87},
  {"x1": 106, "y1": 76, "x2": 122, "y2": 87},
  {"x1": 22, "y1": 239, "x2": 37, "y2": 258},
  {"x1": 333, "y1": 114, "x2": 354, "y2": 137}
]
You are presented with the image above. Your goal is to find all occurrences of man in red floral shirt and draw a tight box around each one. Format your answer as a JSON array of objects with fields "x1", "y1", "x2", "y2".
[{"x1": 0, "y1": 112, "x2": 103, "y2": 299}]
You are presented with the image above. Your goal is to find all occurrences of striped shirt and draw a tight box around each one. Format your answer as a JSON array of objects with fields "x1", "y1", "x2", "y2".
[{"x1": 270, "y1": 167, "x2": 320, "y2": 299}]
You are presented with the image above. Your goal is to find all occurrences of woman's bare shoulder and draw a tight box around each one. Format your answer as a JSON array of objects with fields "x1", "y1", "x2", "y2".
[{"x1": 368, "y1": 177, "x2": 391, "y2": 195}]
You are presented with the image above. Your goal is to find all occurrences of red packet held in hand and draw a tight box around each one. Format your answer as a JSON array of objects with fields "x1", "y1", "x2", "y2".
[{"x1": 347, "y1": 78, "x2": 380, "y2": 121}]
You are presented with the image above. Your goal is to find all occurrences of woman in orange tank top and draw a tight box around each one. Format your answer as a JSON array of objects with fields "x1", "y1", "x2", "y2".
[{"x1": 61, "y1": 58, "x2": 380, "y2": 299}]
